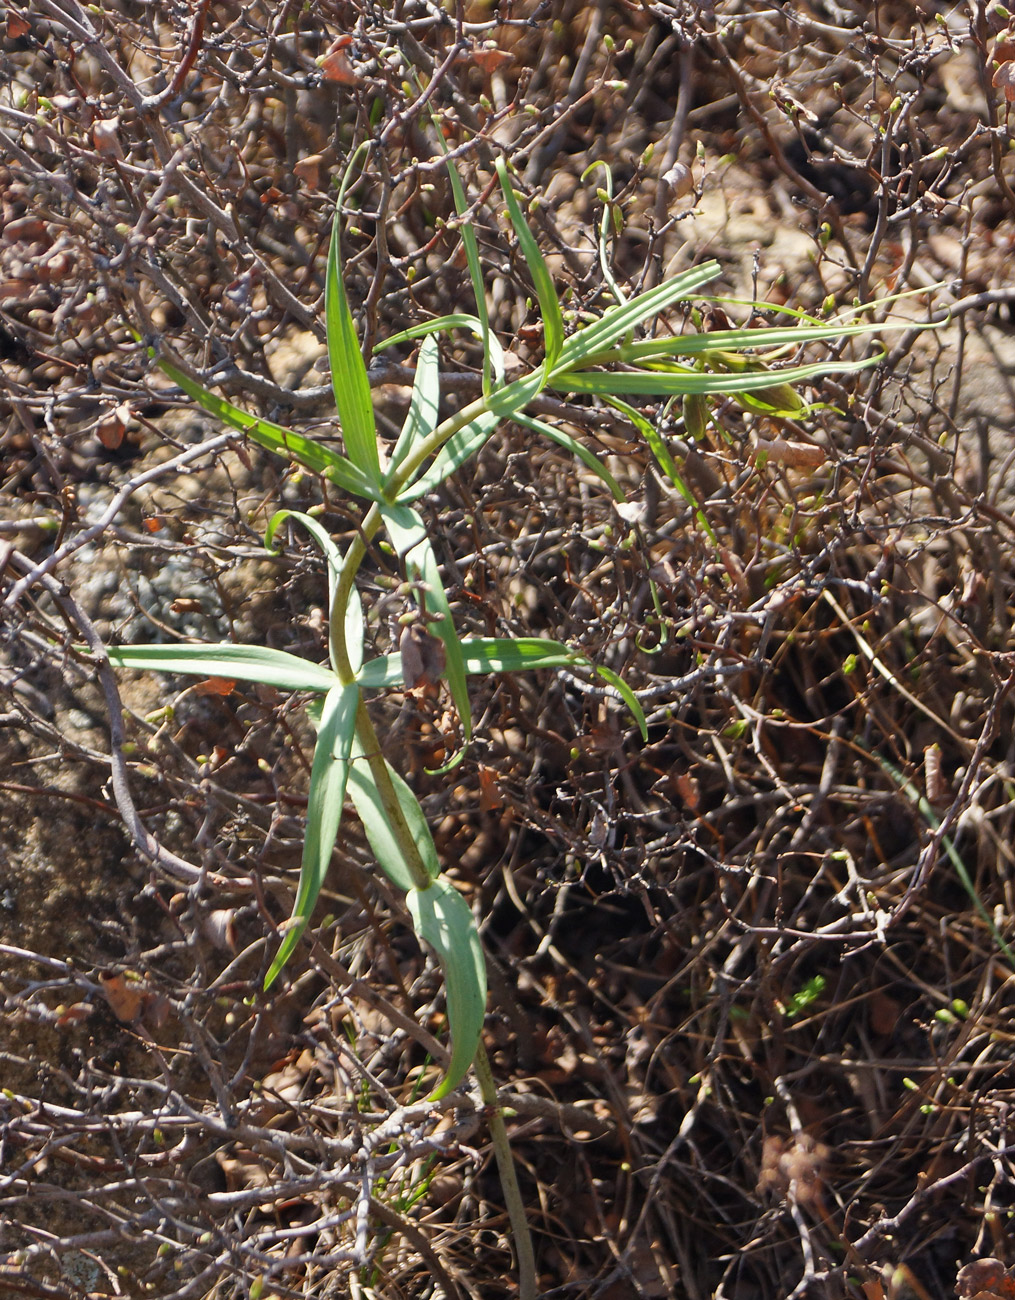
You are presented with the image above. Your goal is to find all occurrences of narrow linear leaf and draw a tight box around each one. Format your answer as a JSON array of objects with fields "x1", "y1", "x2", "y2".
[
  {"x1": 356, "y1": 635, "x2": 582, "y2": 689},
  {"x1": 410, "y1": 540, "x2": 471, "y2": 771},
  {"x1": 379, "y1": 504, "x2": 427, "y2": 557},
  {"x1": 495, "y1": 156, "x2": 564, "y2": 378},
  {"x1": 554, "y1": 263, "x2": 721, "y2": 371},
  {"x1": 407, "y1": 876, "x2": 487, "y2": 1098},
  {"x1": 513, "y1": 412, "x2": 624, "y2": 502},
  {"x1": 266, "y1": 509, "x2": 343, "y2": 609},
  {"x1": 326, "y1": 144, "x2": 381, "y2": 484},
  {"x1": 397, "y1": 409, "x2": 501, "y2": 503},
  {"x1": 347, "y1": 740, "x2": 441, "y2": 891},
  {"x1": 105, "y1": 642, "x2": 336, "y2": 693},
  {"x1": 153, "y1": 353, "x2": 380, "y2": 500},
  {"x1": 609, "y1": 317, "x2": 900, "y2": 362},
  {"x1": 377, "y1": 314, "x2": 486, "y2": 350},
  {"x1": 387, "y1": 334, "x2": 441, "y2": 478},
  {"x1": 604, "y1": 395, "x2": 717, "y2": 544},
  {"x1": 356, "y1": 653, "x2": 404, "y2": 690},
  {"x1": 460, "y1": 636, "x2": 583, "y2": 674},
  {"x1": 265, "y1": 681, "x2": 358, "y2": 988},
  {"x1": 397, "y1": 363, "x2": 547, "y2": 504},
  {"x1": 596, "y1": 665, "x2": 648, "y2": 740},
  {"x1": 265, "y1": 510, "x2": 364, "y2": 676},
  {"x1": 380, "y1": 505, "x2": 471, "y2": 761},
  {"x1": 433, "y1": 128, "x2": 494, "y2": 395},
  {"x1": 554, "y1": 352, "x2": 880, "y2": 397}
]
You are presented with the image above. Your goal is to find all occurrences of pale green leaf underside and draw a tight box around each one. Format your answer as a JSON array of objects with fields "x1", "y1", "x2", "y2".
[
  {"x1": 380, "y1": 504, "x2": 472, "y2": 755},
  {"x1": 347, "y1": 740, "x2": 441, "y2": 892},
  {"x1": 265, "y1": 509, "x2": 364, "y2": 677},
  {"x1": 105, "y1": 642, "x2": 336, "y2": 693},
  {"x1": 265, "y1": 680, "x2": 358, "y2": 987},
  {"x1": 554, "y1": 352, "x2": 878, "y2": 397},
  {"x1": 407, "y1": 876, "x2": 487, "y2": 1099},
  {"x1": 388, "y1": 334, "x2": 441, "y2": 478}
]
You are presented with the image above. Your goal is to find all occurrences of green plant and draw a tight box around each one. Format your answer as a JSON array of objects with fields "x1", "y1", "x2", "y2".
[{"x1": 102, "y1": 141, "x2": 894, "y2": 1295}]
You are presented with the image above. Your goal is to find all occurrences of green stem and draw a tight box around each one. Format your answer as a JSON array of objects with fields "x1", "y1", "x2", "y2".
[
  {"x1": 473, "y1": 1041, "x2": 537, "y2": 1300},
  {"x1": 325, "y1": 391, "x2": 534, "y2": 1294},
  {"x1": 353, "y1": 697, "x2": 431, "y2": 891},
  {"x1": 329, "y1": 501, "x2": 381, "y2": 683},
  {"x1": 324, "y1": 506, "x2": 431, "y2": 891}
]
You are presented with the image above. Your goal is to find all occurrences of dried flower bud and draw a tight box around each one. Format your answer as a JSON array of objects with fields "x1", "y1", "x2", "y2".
[
  {"x1": 92, "y1": 117, "x2": 125, "y2": 159},
  {"x1": 661, "y1": 162, "x2": 693, "y2": 199}
]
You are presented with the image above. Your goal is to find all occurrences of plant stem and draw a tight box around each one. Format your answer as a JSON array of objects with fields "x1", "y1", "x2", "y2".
[
  {"x1": 330, "y1": 501, "x2": 381, "y2": 682},
  {"x1": 326, "y1": 415, "x2": 534, "y2": 1295},
  {"x1": 325, "y1": 503, "x2": 431, "y2": 892},
  {"x1": 353, "y1": 697, "x2": 431, "y2": 890},
  {"x1": 473, "y1": 1041, "x2": 537, "y2": 1300}
]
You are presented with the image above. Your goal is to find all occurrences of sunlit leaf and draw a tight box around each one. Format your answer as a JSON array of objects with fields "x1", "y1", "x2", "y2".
[
  {"x1": 152, "y1": 353, "x2": 381, "y2": 500},
  {"x1": 356, "y1": 636, "x2": 581, "y2": 688},
  {"x1": 553, "y1": 263, "x2": 721, "y2": 371},
  {"x1": 265, "y1": 509, "x2": 343, "y2": 610},
  {"x1": 407, "y1": 876, "x2": 486, "y2": 1098},
  {"x1": 377, "y1": 315, "x2": 506, "y2": 387},
  {"x1": 347, "y1": 735, "x2": 441, "y2": 891},
  {"x1": 396, "y1": 409, "x2": 500, "y2": 502},
  {"x1": 596, "y1": 664, "x2": 647, "y2": 740},
  {"x1": 265, "y1": 509, "x2": 364, "y2": 676},
  {"x1": 554, "y1": 351, "x2": 880, "y2": 397},
  {"x1": 387, "y1": 334, "x2": 440, "y2": 478},
  {"x1": 326, "y1": 143, "x2": 381, "y2": 485},
  {"x1": 610, "y1": 314, "x2": 902, "y2": 362},
  {"x1": 265, "y1": 681, "x2": 358, "y2": 987},
  {"x1": 495, "y1": 156, "x2": 563, "y2": 379},
  {"x1": 105, "y1": 642, "x2": 336, "y2": 693}
]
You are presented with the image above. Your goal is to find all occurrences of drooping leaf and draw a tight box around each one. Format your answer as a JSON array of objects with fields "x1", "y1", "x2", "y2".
[
  {"x1": 265, "y1": 510, "x2": 364, "y2": 676},
  {"x1": 265, "y1": 680, "x2": 358, "y2": 987},
  {"x1": 377, "y1": 315, "x2": 506, "y2": 387},
  {"x1": 407, "y1": 876, "x2": 487, "y2": 1098},
  {"x1": 152, "y1": 353, "x2": 381, "y2": 500},
  {"x1": 603, "y1": 395, "x2": 716, "y2": 544},
  {"x1": 265, "y1": 509, "x2": 343, "y2": 612},
  {"x1": 512, "y1": 411, "x2": 624, "y2": 502},
  {"x1": 596, "y1": 664, "x2": 648, "y2": 740},
  {"x1": 105, "y1": 642, "x2": 336, "y2": 693}
]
